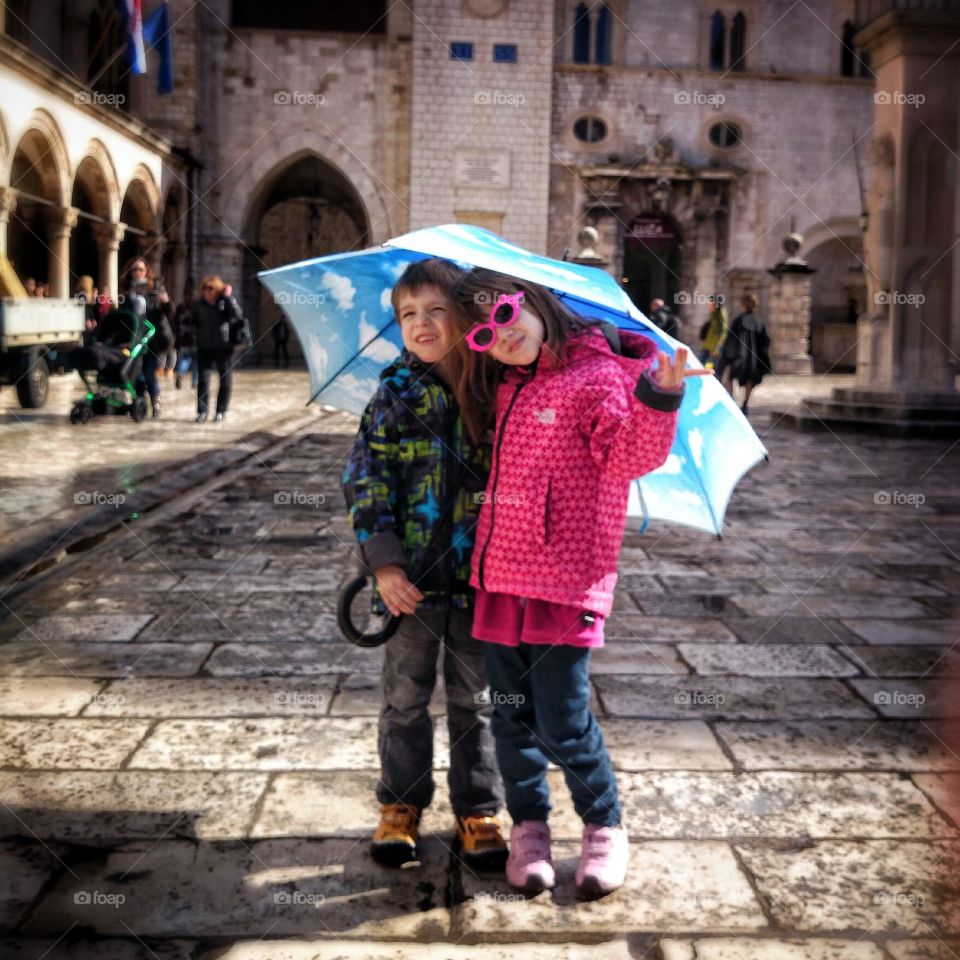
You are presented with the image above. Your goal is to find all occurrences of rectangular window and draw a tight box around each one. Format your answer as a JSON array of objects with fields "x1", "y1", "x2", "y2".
[
  {"x1": 450, "y1": 42, "x2": 474, "y2": 61},
  {"x1": 493, "y1": 43, "x2": 517, "y2": 63}
]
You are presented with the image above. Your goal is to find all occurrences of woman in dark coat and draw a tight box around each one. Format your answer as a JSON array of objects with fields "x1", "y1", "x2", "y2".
[
  {"x1": 123, "y1": 257, "x2": 173, "y2": 418},
  {"x1": 190, "y1": 275, "x2": 242, "y2": 423},
  {"x1": 719, "y1": 294, "x2": 771, "y2": 415}
]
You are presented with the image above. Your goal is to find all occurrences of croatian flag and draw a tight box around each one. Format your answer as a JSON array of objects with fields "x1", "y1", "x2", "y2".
[{"x1": 122, "y1": 0, "x2": 147, "y2": 75}]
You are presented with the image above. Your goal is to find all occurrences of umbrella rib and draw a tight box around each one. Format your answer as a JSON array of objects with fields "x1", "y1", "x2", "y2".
[{"x1": 306, "y1": 317, "x2": 399, "y2": 407}]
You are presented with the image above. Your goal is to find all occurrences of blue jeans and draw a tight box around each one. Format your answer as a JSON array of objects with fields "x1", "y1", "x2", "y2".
[
  {"x1": 137, "y1": 351, "x2": 160, "y2": 401},
  {"x1": 483, "y1": 641, "x2": 621, "y2": 827}
]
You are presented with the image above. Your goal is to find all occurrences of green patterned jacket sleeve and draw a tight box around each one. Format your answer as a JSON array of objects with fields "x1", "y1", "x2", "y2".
[{"x1": 341, "y1": 384, "x2": 407, "y2": 573}]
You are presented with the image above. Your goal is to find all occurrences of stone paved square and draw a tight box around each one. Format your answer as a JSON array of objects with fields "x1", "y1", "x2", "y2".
[{"x1": 1, "y1": 382, "x2": 958, "y2": 955}]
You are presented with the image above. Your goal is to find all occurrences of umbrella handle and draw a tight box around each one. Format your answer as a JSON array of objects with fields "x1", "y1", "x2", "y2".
[{"x1": 336, "y1": 575, "x2": 403, "y2": 647}]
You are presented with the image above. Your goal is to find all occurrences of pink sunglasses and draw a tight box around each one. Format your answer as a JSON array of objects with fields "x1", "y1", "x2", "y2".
[{"x1": 465, "y1": 292, "x2": 525, "y2": 352}]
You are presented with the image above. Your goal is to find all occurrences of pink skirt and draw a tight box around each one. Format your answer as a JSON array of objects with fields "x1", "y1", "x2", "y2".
[{"x1": 472, "y1": 588, "x2": 605, "y2": 648}]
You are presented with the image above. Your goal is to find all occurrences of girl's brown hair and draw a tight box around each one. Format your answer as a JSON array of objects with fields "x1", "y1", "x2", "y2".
[{"x1": 450, "y1": 268, "x2": 601, "y2": 429}]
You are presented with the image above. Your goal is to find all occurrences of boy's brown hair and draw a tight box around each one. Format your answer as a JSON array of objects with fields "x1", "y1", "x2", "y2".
[{"x1": 391, "y1": 258, "x2": 495, "y2": 445}]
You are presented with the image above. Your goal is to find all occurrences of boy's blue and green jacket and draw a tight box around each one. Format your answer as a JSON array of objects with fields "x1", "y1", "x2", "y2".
[{"x1": 341, "y1": 351, "x2": 490, "y2": 612}]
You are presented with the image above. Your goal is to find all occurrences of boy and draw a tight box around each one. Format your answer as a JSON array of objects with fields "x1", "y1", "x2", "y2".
[{"x1": 341, "y1": 258, "x2": 507, "y2": 870}]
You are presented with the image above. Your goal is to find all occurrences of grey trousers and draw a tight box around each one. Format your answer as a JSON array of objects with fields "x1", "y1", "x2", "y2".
[{"x1": 376, "y1": 607, "x2": 503, "y2": 816}]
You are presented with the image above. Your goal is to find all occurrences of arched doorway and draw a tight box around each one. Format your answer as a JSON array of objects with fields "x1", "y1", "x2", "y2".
[
  {"x1": 160, "y1": 186, "x2": 187, "y2": 303},
  {"x1": 621, "y1": 213, "x2": 682, "y2": 318},
  {"x1": 71, "y1": 155, "x2": 114, "y2": 292},
  {"x1": 8, "y1": 126, "x2": 65, "y2": 290},
  {"x1": 244, "y1": 152, "x2": 370, "y2": 363},
  {"x1": 118, "y1": 177, "x2": 157, "y2": 293}
]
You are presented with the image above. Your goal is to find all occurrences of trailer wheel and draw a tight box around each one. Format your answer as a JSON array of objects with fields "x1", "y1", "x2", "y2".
[{"x1": 15, "y1": 348, "x2": 49, "y2": 409}]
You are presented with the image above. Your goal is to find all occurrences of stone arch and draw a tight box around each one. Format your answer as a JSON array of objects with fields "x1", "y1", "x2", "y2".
[
  {"x1": 8, "y1": 110, "x2": 71, "y2": 288},
  {"x1": 72, "y1": 139, "x2": 120, "y2": 222},
  {"x1": 0, "y1": 107, "x2": 9, "y2": 184},
  {"x1": 160, "y1": 180, "x2": 188, "y2": 300},
  {"x1": 10, "y1": 109, "x2": 70, "y2": 205},
  {"x1": 119, "y1": 165, "x2": 161, "y2": 276},
  {"x1": 71, "y1": 145, "x2": 119, "y2": 289},
  {"x1": 222, "y1": 131, "x2": 393, "y2": 245},
  {"x1": 237, "y1": 147, "x2": 376, "y2": 362}
]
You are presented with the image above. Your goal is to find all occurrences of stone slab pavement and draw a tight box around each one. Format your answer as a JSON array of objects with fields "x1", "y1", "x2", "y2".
[{"x1": 0, "y1": 372, "x2": 958, "y2": 958}]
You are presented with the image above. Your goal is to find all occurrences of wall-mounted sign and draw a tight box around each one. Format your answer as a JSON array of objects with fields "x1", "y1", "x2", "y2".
[
  {"x1": 626, "y1": 215, "x2": 676, "y2": 246},
  {"x1": 455, "y1": 150, "x2": 511, "y2": 188}
]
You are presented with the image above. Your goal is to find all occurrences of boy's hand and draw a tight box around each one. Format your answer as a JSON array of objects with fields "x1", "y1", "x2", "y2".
[
  {"x1": 375, "y1": 564, "x2": 423, "y2": 617},
  {"x1": 652, "y1": 346, "x2": 712, "y2": 390}
]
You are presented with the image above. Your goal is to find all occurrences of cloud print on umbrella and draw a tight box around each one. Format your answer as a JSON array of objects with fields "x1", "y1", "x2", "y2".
[{"x1": 258, "y1": 224, "x2": 767, "y2": 535}]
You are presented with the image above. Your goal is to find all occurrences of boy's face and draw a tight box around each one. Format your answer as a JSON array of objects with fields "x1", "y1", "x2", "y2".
[{"x1": 396, "y1": 284, "x2": 454, "y2": 367}]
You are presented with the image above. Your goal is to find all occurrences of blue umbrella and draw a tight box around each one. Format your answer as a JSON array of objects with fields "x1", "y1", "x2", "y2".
[{"x1": 258, "y1": 224, "x2": 767, "y2": 536}]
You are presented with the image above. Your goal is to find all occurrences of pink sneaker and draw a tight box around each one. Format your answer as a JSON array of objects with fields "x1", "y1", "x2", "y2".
[
  {"x1": 576, "y1": 823, "x2": 629, "y2": 899},
  {"x1": 505, "y1": 820, "x2": 555, "y2": 895}
]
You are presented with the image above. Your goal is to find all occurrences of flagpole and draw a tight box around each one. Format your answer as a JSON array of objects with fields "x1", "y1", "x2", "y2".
[{"x1": 87, "y1": 44, "x2": 126, "y2": 90}]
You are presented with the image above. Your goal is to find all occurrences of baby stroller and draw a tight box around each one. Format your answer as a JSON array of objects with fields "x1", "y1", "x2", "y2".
[{"x1": 69, "y1": 307, "x2": 155, "y2": 424}]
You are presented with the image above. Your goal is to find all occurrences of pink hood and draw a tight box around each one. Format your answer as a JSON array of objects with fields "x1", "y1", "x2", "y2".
[{"x1": 470, "y1": 327, "x2": 679, "y2": 619}]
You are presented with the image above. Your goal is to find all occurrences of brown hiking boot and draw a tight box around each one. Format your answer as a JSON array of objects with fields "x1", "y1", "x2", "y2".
[
  {"x1": 455, "y1": 814, "x2": 509, "y2": 872},
  {"x1": 371, "y1": 803, "x2": 421, "y2": 867}
]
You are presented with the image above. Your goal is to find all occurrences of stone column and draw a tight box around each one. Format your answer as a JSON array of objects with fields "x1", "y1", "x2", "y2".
[
  {"x1": 0, "y1": 187, "x2": 17, "y2": 257},
  {"x1": 92, "y1": 222, "x2": 126, "y2": 301},
  {"x1": 43, "y1": 206, "x2": 80, "y2": 298},
  {"x1": 766, "y1": 233, "x2": 814, "y2": 374},
  {"x1": 854, "y1": 6, "x2": 960, "y2": 401}
]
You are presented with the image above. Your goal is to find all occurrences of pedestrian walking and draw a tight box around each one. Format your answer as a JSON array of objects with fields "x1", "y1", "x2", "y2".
[
  {"x1": 698, "y1": 295, "x2": 728, "y2": 367},
  {"x1": 341, "y1": 258, "x2": 507, "y2": 872},
  {"x1": 190, "y1": 276, "x2": 243, "y2": 422},
  {"x1": 172, "y1": 297, "x2": 196, "y2": 390},
  {"x1": 718, "y1": 293, "x2": 771, "y2": 415},
  {"x1": 453, "y1": 268, "x2": 700, "y2": 899},
  {"x1": 649, "y1": 297, "x2": 679, "y2": 339},
  {"x1": 124, "y1": 257, "x2": 173, "y2": 418},
  {"x1": 272, "y1": 317, "x2": 291, "y2": 367}
]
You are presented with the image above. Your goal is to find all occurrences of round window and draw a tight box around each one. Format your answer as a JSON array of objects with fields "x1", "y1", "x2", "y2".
[
  {"x1": 708, "y1": 121, "x2": 742, "y2": 149},
  {"x1": 573, "y1": 116, "x2": 608, "y2": 144}
]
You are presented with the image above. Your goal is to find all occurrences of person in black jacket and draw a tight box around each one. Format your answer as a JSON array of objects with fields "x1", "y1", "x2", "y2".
[
  {"x1": 124, "y1": 257, "x2": 173, "y2": 418},
  {"x1": 718, "y1": 294, "x2": 771, "y2": 415},
  {"x1": 649, "y1": 298, "x2": 679, "y2": 339},
  {"x1": 190, "y1": 275, "x2": 240, "y2": 423}
]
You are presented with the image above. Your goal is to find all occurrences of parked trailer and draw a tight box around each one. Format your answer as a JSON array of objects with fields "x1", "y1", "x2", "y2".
[{"x1": 0, "y1": 298, "x2": 85, "y2": 408}]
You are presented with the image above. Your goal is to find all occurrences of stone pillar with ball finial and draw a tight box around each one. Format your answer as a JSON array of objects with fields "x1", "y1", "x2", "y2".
[{"x1": 766, "y1": 231, "x2": 815, "y2": 374}]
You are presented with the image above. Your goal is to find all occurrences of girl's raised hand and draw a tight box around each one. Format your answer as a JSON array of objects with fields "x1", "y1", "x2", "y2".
[{"x1": 651, "y1": 346, "x2": 713, "y2": 390}]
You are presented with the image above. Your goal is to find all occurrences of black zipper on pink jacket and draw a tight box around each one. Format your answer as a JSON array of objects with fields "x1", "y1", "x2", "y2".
[{"x1": 477, "y1": 377, "x2": 528, "y2": 591}]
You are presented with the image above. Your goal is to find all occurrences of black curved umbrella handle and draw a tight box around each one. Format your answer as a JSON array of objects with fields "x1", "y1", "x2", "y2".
[{"x1": 337, "y1": 575, "x2": 402, "y2": 647}]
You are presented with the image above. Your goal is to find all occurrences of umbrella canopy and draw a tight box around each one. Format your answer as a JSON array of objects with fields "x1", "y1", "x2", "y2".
[{"x1": 258, "y1": 223, "x2": 767, "y2": 535}]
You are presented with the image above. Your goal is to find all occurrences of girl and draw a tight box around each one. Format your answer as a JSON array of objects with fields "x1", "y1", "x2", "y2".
[{"x1": 453, "y1": 269, "x2": 699, "y2": 899}]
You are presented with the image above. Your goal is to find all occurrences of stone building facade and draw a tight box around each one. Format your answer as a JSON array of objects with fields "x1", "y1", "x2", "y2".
[{"x1": 2, "y1": 0, "x2": 897, "y2": 371}]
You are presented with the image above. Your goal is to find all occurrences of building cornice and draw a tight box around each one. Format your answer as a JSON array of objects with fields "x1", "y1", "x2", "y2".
[
  {"x1": 555, "y1": 62, "x2": 875, "y2": 88},
  {"x1": 0, "y1": 34, "x2": 173, "y2": 157}
]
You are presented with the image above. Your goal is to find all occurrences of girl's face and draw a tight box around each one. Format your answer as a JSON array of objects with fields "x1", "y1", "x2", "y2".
[{"x1": 487, "y1": 305, "x2": 546, "y2": 367}]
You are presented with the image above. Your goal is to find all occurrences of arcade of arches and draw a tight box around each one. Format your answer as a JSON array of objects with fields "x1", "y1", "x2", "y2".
[{"x1": 2, "y1": 115, "x2": 185, "y2": 304}]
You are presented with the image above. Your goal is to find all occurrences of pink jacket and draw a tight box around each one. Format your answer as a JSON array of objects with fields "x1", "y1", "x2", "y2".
[{"x1": 470, "y1": 327, "x2": 681, "y2": 618}]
